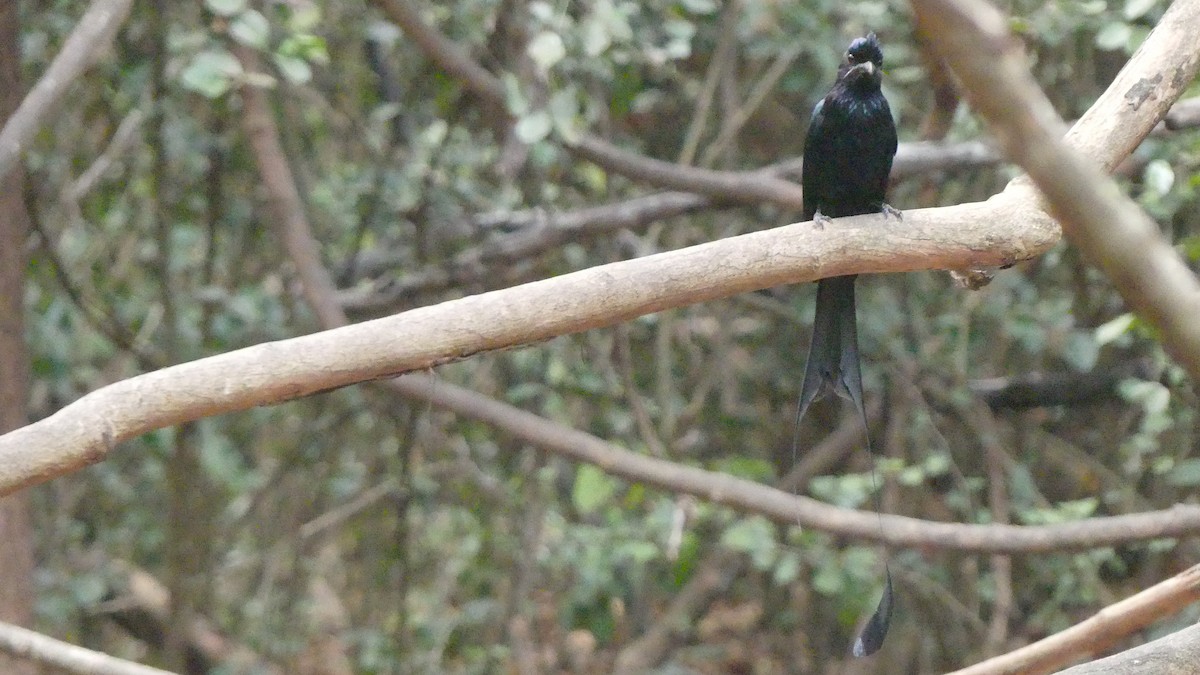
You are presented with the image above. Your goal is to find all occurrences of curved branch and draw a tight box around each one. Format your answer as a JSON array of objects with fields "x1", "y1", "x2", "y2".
[
  {"x1": 565, "y1": 135, "x2": 806, "y2": 210},
  {"x1": 338, "y1": 191, "x2": 710, "y2": 310},
  {"x1": 0, "y1": 0, "x2": 135, "y2": 182},
  {"x1": 7, "y1": 288, "x2": 1200, "y2": 555},
  {"x1": 912, "y1": 0, "x2": 1200, "y2": 380},
  {"x1": 0, "y1": 191, "x2": 1057, "y2": 495}
]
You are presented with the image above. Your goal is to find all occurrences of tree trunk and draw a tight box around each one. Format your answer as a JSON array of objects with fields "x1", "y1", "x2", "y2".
[{"x1": 0, "y1": 2, "x2": 38, "y2": 674}]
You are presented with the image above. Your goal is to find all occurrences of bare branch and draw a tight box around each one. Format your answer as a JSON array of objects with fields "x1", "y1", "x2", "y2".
[
  {"x1": 0, "y1": 190, "x2": 1056, "y2": 496},
  {"x1": 566, "y1": 135, "x2": 806, "y2": 209},
  {"x1": 911, "y1": 0, "x2": 1200, "y2": 380},
  {"x1": 374, "y1": 0, "x2": 811, "y2": 209},
  {"x1": 1058, "y1": 623, "x2": 1200, "y2": 674},
  {"x1": 372, "y1": 0, "x2": 506, "y2": 104},
  {"x1": 338, "y1": 191, "x2": 709, "y2": 310},
  {"x1": 0, "y1": 621, "x2": 172, "y2": 675},
  {"x1": 1065, "y1": 1, "x2": 1200, "y2": 172},
  {"x1": 0, "y1": 0, "x2": 135, "y2": 182},
  {"x1": 950, "y1": 564, "x2": 1200, "y2": 674}
]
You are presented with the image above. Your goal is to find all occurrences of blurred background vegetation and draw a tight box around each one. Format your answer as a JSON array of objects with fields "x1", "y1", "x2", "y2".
[{"x1": 10, "y1": 0, "x2": 1200, "y2": 672}]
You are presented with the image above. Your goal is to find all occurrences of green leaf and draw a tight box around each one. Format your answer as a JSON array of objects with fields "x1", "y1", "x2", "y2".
[
  {"x1": 1166, "y1": 458, "x2": 1200, "y2": 487},
  {"x1": 710, "y1": 456, "x2": 774, "y2": 482},
  {"x1": 1096, "y1": 22, "x2": 1132, "y2": 51},
  {"x1": 1124, "y1": 0, "x2": 1159, "y2": 20},
  {"x1": 1119, "y1": 379, "x2": 1170, "y2": 414},
  {"x1": 549, "y1": 88, "x2": 581, "y2": 144},
  {"x1": 502, "y1": 73, "x2": 529, "y2": 116},
  {"x1": 1180, "y1": 235, "x2": 1200, "y2": 262},
  {"x1": 205, "y1": 0, "x2": 246, "y2": 17},
  {"x1": 1020, "y1": 498, "x2": 1098, "y2": 525},
  {"x1": 719, "y1": 516, "x2": 774, "y2": 554},
  {"x1": 1095, "y1": 313, "x2": 1134, "y2": 345},
  {"x1": 180, "y1": 50, "x2": 243, "y2": 98},
  {"x1": 617, "y1": 541, "x2": 659, "y2": 564},
  {"x1": 1144, "y1": 159, "x2": 1175, "y2": 195},
  {"x1": 279, "y1": 34, "x2": 329, "y2": 64},
  {"x1": 527, "y1": 31, "x2": 566, "y2": 71},
  {"x1": 573, "y1": 464, "x2": 618, "y2": 513},
  {"x1": 812, "y1": 564, "x2": 843, "y2": 595},
  {"x1": 773, "y1": 550, "x2": 801, "y2": 585},
  {"x1": 514, "y1": 110, "x2": 553, "y2": 143},
  {"x1": 1062, "y1": 330, "x2": 1100, "y2": 371},
  {"x1": 287, "y1": 4, "x2": 322, "y2": 32},
  {"x1": 230, "y1": 9, "x2": 270, "y2": 50},
  {"x1": 679, "y1": 0, "x2": 718, "y2": 13},
  {"x1": 272, "y1": 53, "x2": 312, "y2": 84}
]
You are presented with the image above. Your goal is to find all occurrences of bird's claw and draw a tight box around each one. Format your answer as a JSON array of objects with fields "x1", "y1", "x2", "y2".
[
  {"x1": 812, "y1": 210, "x2": 833, "y2": 230},
  {"x1": 882, "y1": 203, "x2": 903, "y2": 221}
]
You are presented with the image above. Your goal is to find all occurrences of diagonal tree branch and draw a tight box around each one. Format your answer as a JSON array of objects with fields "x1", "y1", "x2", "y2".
[
  {"x1": 1057, "y1": 622, "x2": 1200, "y2": 674},
  {"x1": 0, "y1": 191, "x2": 1055, "y2": 497},
  {"x1": 949, "y1": 563, "x2": 1200, "y2": 674},
  {"x1": 911, "y1": 0, "x2": 1200, "y2": 381},
  {"x1": 0, "y1": 0, "x2": 135, "y2": 182},
  {"x1": 0, "y1": 621, "x2": 172, "y2": 675}
]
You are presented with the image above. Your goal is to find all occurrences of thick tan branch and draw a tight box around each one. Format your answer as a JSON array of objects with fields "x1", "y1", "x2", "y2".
[
  {"x1": 951, "y1": 564, "x2": 1200, "y2": 674},
  {"x1": 0, "y1": 193, "x2": 1054, "y2": 495},
  {"x1": 1058, "y1": 623, "x2": 1200, "y2": 674},
  {"x1": 6, "y1": 316, "x2": 1200, "y2": 554},
  {"x1": 911, "y1": 0, "x2": 1200, "y2": 380}
]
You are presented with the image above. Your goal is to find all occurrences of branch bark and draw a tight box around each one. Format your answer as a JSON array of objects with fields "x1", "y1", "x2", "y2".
[
  {"x1": 0, "y1": 0, "x2": 134, "y2": 182},
  {"x1": 0, "y1": 193, "x2": 1054, "y2": 497},
  {"x1": 565, "y1": 135, "x2": 807, "y2": 209},
  {"x1": 1057, "y1": 623, "x2": 1200, "y2": 674},
  {"x1": 950, "y1": 563, "x2": 1200, "y2": 674},
  {"x1": 0, "y1": 621, "x2": 173, "y2": 675},
  {"x1": 0, "y1": 4, "x2": 37, "y2": 673},
  {"x1": 911, "y1": 0, "x2": 1200, "y2": 380}
]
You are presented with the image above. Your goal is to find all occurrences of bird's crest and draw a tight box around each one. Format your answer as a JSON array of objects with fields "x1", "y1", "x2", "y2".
[{"x1": 846, "y1": 32, "x2": 884, "y2": 68}]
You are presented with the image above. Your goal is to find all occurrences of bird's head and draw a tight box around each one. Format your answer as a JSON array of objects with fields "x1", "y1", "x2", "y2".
[{"x1": 840, "y1": 32, "x2": 885, "y2": 91}]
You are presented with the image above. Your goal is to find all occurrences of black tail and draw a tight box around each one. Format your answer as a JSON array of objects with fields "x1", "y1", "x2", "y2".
[
  {"x1": 796, "y1": 276, "x2": 862, "y2": 422},
  {"x1": 794, "y1": 275, "x2": 893, "y2": 656}
]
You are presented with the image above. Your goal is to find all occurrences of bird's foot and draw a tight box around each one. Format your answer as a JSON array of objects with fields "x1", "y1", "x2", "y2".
[
  {"x1": 882, "y1": 203, "x2": 903, "y2": 221},
  {"x1": 812, "y1": 210, "x2": 833, "y2": 230}
]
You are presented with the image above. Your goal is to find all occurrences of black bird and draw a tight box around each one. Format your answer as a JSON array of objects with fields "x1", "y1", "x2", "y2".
[{"x1": 797, "y1": 32, "x2": 898, "y2": 657}]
